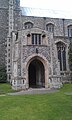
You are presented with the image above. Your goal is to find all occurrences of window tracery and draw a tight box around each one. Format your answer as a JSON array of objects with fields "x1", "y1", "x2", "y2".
[
  {"x1": 46, "y1": 23, "x2": 54, "y2": 32},
  {"x1": 57, "y1": 42, "x2": 66, "y2": 71},
  {"x1": 24, "y1": 22, "x2": 33, "y2": 29}
]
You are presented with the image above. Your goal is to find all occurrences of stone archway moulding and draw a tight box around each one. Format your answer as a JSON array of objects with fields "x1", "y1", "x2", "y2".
[
  {"x1": 24, "y1": 53, "x2": 49, "y2": 89},
  {"x1": 55, "y1": 40, "x2": 68, "y2": 46}
]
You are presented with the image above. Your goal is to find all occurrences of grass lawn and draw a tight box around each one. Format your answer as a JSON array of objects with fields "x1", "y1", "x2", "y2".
[
  {"x1": 0, "y1": 83, "x2": 16, "y2": 94},
  {"x1": 0, "y1": 83, "x2": 72, "y2": 120}
]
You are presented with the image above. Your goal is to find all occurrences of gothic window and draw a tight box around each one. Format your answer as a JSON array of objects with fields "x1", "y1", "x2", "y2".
[
  {"x1": 24, "y1": 22, "x2": 33, "y2": 29},
  {"x1": 68, "y1": 25, "x2": 72, "y2": 37},
  {"x1": 32, "y1": 34, "x2": 41, "y2": 45},
  {"x1": 57, "y1": 42, "x2": 66, "y2": 71},
  {"x1": 46, "y1": 23, "x2": 54, "y2": 32}
]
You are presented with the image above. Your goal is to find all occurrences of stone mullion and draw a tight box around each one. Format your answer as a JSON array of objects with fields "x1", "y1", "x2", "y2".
[{"x1": 61, "y1": 46, "x2": 63, "y2": 71}]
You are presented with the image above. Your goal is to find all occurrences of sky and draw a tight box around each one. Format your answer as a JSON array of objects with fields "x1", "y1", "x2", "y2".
[
  {"x1": 20, "y1": 0, "x2": 72, "y2": 11},
  {"x1": 20, "y1": 0, "x2": 72, "y2": 18}
]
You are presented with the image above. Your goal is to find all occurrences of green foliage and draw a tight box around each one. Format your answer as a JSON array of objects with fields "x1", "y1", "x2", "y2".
[
  {"x1": 0, "y1": 83, "x2": 16, "y2": 94},
  {"x1": 0, "y1": 65, "x2": 7, "y2": 83}
]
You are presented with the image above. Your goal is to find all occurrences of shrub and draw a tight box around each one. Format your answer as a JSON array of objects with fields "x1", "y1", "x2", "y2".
[{"x1": 0, "y1": 65, "x2": 7, "y2": 83}]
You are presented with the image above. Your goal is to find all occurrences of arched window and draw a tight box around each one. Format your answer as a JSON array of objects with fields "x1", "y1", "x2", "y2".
[
  {"x1": 46, "y1": 23, "x2": 54, "y2": 32},
  {"x1": 68, "y1": 25, "x2": 72, "y2": 38},
  {"x1": 57, "y1": 42, "x2": 66, "y2": 71},
  {"x1": 24, "y1": 22, "x2": 33, "y2": 29}
]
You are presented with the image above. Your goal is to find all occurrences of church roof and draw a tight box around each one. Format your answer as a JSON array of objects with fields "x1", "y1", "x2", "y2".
[{"x1": 21, "y1": 7, "x2": 72, "y2": 19}]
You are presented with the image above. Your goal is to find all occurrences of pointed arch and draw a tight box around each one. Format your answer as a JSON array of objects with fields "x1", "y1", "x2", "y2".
[
  {"x1": 55, "y1": 40, "x2": 67, "y2": 46},
  {"x1": 46, "y1": 23, "x2": 54, "y2": 32},
  {"x1": 23, "y1": 21, "x2": 33, "y2": 29},
  {"x1": 67, "y1": 25, "x2": 72, "y2": 37},
  {"x1": 24, "y1": 54, "x2": 49, "y2": 88},
  {"x1": 56, "y1": 41, "x2": 67, "y2": 71}
]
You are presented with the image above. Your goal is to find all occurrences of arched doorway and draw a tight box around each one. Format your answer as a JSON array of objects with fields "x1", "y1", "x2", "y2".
[{"x1": 28, "y1": 59, "x2": 45, "y2": 88}]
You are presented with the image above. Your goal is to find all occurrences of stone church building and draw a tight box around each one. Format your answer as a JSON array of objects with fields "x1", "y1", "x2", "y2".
[{"x1": 0, "y1": 0, "x2": 72, "y2": 90}]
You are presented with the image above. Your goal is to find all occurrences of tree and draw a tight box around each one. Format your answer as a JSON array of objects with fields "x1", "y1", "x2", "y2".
[{"x1": 0, "y1": 65, "x2": 7, "y2": 83}]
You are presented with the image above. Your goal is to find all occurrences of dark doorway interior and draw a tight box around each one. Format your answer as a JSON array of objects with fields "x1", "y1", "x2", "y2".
[
  {"x1": 28, "y1": 59, "x2": 45, "y2": 88},
  {"x1": 29, "y1": 63, "x2": 36, "y2": 87}
]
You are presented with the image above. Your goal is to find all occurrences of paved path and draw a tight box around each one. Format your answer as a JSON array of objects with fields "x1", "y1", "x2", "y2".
[
  {"x1": 7, "y1": 88, "x2": 59, "y2": 95},
  {"x1": 64, "y1": 92, "x2": 72, "y2": 95}
]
